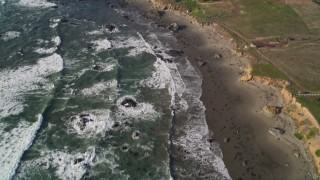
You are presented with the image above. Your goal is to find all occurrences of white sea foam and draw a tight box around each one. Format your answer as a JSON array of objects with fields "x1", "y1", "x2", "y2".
[
  {"x1": 82, "y1": 80, "x2": 117, "y2": 96},
  {"x1": 34, "y1": 47, "x2": 56, "y2": 54},
  {"x1": 0, "y1": 53, "x2": 63, "y2": 117},
  {"x1": 87, "y1": 30, "x2": 104, "y2": 35},
  {"x1": 50, "y1": 19, "x2": 61, "y2": 28},
  {"x1": 0, "y1": 0, "x2": 5, "y2": 5},
  {"x1": 53, "y1": 36, "x2": 61, "y2": 46},
  {"x1": 17, "y1": 147, "x2": 96, "y2": 180},
  {"x1": 67, "y1": 110, "x2": 113, "y2": 137},
  {"x1": 34, "y1": 36, "x2": 61, "y2": 54},
  {"x1": 18, "y1": 0, "x2": 56, "y2": 7},
  {"x1": 1, "y1": 31, "x2": 21, "y2": 41},
  {"x1": 137, "y1": 29, "x2": 230, "y2": 178},
  {"x1": 111, "y1": 33, "x2": 153, "y2": 56},
  {"x1": 140, "y1": 61, "x2": 171, "y2": 89},
  {"x1": 93, "y1": 59, "x2": 117, "y2": 72},
  {"x1": 116, "y1": 96, "x2": 157, "y2": 118},
  {"x1": 86, "y1": 27, "x2": 120, "y2": 35},
  {"x1": 91, "y1": 39, "x2": 112, "y2": 52},
  {"x1": 0, "y1": 114, "x2": 43, "y2": 180}
]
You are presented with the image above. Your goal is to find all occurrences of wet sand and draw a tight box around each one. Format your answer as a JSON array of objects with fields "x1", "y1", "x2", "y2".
[{"x1": 125, "y1": 0, "x2": 317, "y2": 179}]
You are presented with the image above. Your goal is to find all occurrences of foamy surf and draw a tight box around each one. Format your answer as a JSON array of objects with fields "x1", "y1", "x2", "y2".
[
  {"x1": 17, "y1": 0, "x2": 56, "y2": 8},
  {"x1": 1, "y1": 31, "x2": 21, "y2": 41},
  {"x1": 0, "y1": 53, "x2": 63, "y2": 117},
  {"x1": 121, "y1": 9, "x2": 231, "y2": 178},
  {"x1": 116, "y1": 96, "x2": 157, "y2": 118},
  {"x1": 67, "y1": 110, "x2": 113, "y2": 137},
  {"x1": 17, "y1": 147, "x2": 97, "y2": 180},
  {"x1": 81, "y1": 80, "x2": 117, "y2": 96},
  {"x1": 34, "y1": 36, "x2": 61, "y2": 54},
  {"x1": 91, "y1": 39, "x2": 112, "y2": 52},
  {"x1": 111, "y1": 34, "x2": 153, "y2": 57},
  {"x1": 0, "y1": 114, "x2": 43, "y2": 180}
]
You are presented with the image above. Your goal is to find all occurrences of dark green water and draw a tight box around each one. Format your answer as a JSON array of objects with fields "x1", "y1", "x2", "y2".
[{"x1": 0, "y1": 0, "x2": 230, "y2": 179}]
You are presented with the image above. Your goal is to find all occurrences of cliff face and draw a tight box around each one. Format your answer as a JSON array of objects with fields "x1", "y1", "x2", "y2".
[
  {"x1": 242, "y1": 67, "x2": 320, "y2": 173},
  {"x1": 281, "y1": 88, "x2": 320, "y2": 174}
]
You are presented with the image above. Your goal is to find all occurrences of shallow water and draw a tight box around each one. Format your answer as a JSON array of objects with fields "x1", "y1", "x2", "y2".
[{"x1": 0, "y1": 0, "x2": 230, "y2": 179}]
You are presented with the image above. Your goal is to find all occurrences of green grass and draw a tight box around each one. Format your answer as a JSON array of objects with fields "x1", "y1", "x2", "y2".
[
  {"x1": 316, "y1": 149, "x2": 320, "y2": 157},
  {"x1": 294, "y1": 132, "x2": 304, "y2": 140},
  {"x1": 222, "y1": 0, "x2": 310, "y2": 37},
  {"x1": 297, "y1": 96, "x2": 320, "y2": 123},
  {"x1": 251, "y1": 62, "x2": 288, "y2": 80},
  {"x1": 306, "y1": 127, "x2": 319, "y2": 139}
]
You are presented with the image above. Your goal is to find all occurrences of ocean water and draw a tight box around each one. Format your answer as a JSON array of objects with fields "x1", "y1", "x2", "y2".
[{"x1": 0, "y1": 0, "x2": 230, "y2": 179}]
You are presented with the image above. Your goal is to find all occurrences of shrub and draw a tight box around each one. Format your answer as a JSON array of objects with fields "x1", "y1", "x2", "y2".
[
  {"x1": 315, "y1": 149, "x2": 320, "y2": 157},
  {"x1": 294, "y1": 132, "x2": 304, "y2": 140}
]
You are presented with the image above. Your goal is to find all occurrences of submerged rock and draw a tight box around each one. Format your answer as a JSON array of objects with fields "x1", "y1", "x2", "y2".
[
  {"x1": 112, "y1": 121, "x2": 121, "y2": 129},
  {"x1": 121, "y1": 144, "x2": 129, "y2": 152},
  {"x1": 105, "y1": 24, "x2": 116, "y2": 32},
  {"x1": 132, "y1": 130, "x2": 140, "y2": 140},
  {"x1": 121, "y1": 98, "x2": 137, "y2": 107},
  {"x1": 74, "y1": 158, "x2": 84, "y2": 165}
]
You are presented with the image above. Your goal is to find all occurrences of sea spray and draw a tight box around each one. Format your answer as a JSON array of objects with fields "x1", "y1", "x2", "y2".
[{"x1": 0, "y1": 114, "x2": 43, "y2": 180}]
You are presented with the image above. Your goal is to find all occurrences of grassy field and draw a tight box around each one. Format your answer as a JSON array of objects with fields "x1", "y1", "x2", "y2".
[
  {"x1": 222, "y1": 0, "x2": 310, "y2": 38},
  {"x1": 167, "y1": 0, "x2": 320, "y2": 123}
]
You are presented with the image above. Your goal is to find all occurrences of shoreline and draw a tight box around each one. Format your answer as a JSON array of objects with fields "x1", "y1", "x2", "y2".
[{"x1": 125, "y1": 0, "x2": 318, "y2": 179}]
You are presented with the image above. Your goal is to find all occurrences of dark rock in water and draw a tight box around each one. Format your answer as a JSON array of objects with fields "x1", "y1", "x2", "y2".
[
  {"x1": 108, "y1": 3, "x2": 115, "y2": 8},
  {"x1": 167, "y1": 23, "x2": 179, "y2": 31},
  {"x1": 93, "y1": 64, "x2": 101, "y2": 70},
  {"x1": 51, "y1": 5, "x2": 58, "y2": 9},
  {"x1": 61, "y1": 18, "x2": 68, "y2": 23},
  {"x1": 79, "y1": 113, "x2": 90, "y2": 118},
  {"x1": 79, "y1": 117, "x2": 91, "y2": 130},
  {"x1": 118, "y1": 0, "x2": 128, "y2": 7},
  {"x1": 129, "y1": 149, "x2": 139, "y2": 157},
  {"x1": 166, "y1": 49, "x2": 183, "y2": 57},
  {"x1": 124, "y1": 121, "x2": 133, "y2": 127},
  {"x1": 121, "y1": 98, "x2": 137, "y2": 107},
  {"x1": 207, "y1": 138, "x2": 214, "y2": 143},
  {"x1": 164, "y1": 59, "x2": 173, "y2": 63},
  {"x1": 87, "y1": 43, "x2": 94, "y2": 51},
  {"x1": 121, "y1": 144, "x2": 129, "y2": 152},
  {"x1": 105, "y1": 24, "x2": 116, "y2": 32},
  {"x1": 74, "y1": 158, "x2": 84, "y2": 165},
  {"x1": 112, "y1": 121, "x2": 120, "y2": 129},
  {"x1": 132, "y1": 130, "x2": 140, "y2": 139},
  {"x1": 71, "y1": 116, "x2": 76, "y2": 122},
  {"x1": 122, "y1": 15, "x2": 130, "y2": 20},
  {"x1": 156, "y1": 54, "x2": 164, "y2": 60}
]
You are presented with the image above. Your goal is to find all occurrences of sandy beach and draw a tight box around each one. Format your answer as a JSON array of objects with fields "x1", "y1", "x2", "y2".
[{"x1": 125, "y1": 0, "x2": 318, "y2": 179}]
